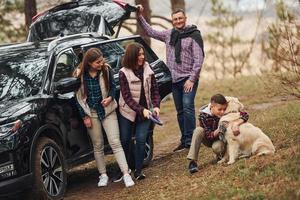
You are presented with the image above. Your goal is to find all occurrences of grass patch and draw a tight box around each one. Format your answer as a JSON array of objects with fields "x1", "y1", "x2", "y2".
[
  {"x1": 151, "y1": 75, "x2": 300, "y2": 200},
  {"x1": 66, "y1": 74, "x2": 300, "y2": 200}
]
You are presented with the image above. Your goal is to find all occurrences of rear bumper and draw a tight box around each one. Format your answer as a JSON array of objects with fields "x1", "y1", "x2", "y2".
[{"x1": 0, "y1": 173, "x2": 33, "y2": 197}]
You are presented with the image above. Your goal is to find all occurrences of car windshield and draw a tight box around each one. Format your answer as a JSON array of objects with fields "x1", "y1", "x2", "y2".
[
  {"x1": 29, "y1": 1, "x2": 127, "y2": 41},
  {"x1": 0, "y1": 48, "x2": 48, "y2": 101},
  {"x1": 32, "y1": 12, "x2": 108, "y2": 40}
]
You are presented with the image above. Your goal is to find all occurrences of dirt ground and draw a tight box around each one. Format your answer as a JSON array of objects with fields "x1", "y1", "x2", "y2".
[{"x1": 64, "y1": 124, "x2": 180, "y2": 200}]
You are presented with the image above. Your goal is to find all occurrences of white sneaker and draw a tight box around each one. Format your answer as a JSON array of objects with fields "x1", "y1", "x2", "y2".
[
  {"x1": 123, "y1": 174, "x2": 135, "y2": 187},
  {"x1": 98, "y1": 174, "x2": 109, "y2": 187}
]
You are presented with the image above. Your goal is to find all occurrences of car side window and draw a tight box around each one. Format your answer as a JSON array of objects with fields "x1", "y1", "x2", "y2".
[
  {"x1": 132, "y1": 38, "x2": 157, "y2": 64},
  {"x1": 97, "y1": 42, "x2": 125, "y2": 75},
  {"x1": 97, "y1": 39, "x2": 156, "y2": 73},
  {"x1": 53, "y1": 50, "x2": 76, "y2": 82}
]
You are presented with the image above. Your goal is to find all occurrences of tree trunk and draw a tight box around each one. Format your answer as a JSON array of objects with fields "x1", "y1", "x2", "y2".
[
  {"x1": 135, "y1": 0, "x2": 151, "y2": 46},
  {"x1": 24, "y1": 0, "x2": 37, "y2": 30},
  {"x1": 170, "y1": 0, "x2": 185, "y2": 12}
]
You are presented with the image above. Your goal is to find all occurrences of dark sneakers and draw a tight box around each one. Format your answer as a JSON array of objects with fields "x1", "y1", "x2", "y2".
[
  {"x1": 134, "y1": 171, "x2": 146, "y2": 180},
  {"x1": 173, "y1": 143, "x2": 190, "y2": 152},
  {"x1": 188, "y1": 160, "x2": 199, "y2": 174},
  {"x1": 112, "y1": 171, "x2": 123, "y2": 183},
  {"x1": 173, "y1": 143, "x2": 186, "y2": 152}
]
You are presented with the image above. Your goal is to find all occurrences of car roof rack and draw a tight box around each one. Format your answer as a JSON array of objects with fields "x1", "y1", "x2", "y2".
[{"x1": 47, "y1": 32, "x2": 109, "y2": 51}]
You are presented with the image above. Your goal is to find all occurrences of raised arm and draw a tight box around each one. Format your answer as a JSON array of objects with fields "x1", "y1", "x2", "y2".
[{"x1": 136, "y1": 5, "x2": 170, "y2": 42}]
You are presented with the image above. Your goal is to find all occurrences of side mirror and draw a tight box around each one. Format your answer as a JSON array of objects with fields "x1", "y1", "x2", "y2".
[{"x1": 53, "y1": 77, "x2": 80, "y2": 95}]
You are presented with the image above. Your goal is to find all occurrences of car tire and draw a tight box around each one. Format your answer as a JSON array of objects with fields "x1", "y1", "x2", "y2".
[
  {"x1": 31, "y1": 137, "x2": 67, "y2": 200},
  {"x1": 143, "y1": 134, "x2": 154, "y2": 167}
]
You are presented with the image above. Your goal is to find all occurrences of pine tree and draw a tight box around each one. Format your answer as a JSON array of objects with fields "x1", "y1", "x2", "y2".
[
  {"x1": 0, "y1": 0, "x2": 26, "y2": 43},
  {"x1": 262, "y1": 0, "x2": 300, "y2": 98},
  {"x1": 205, "y1": 0, "x2": 251, "y2": 79}
]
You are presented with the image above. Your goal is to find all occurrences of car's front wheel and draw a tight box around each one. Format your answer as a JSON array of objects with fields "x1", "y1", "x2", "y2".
[{"x1": 32, "y1": 137, "x2": 67, "y2": 200}]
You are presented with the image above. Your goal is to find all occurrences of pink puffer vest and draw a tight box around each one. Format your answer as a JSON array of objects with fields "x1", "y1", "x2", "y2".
[{"x1": 119, "y1": 62, "x2": 154, "y2": 122}]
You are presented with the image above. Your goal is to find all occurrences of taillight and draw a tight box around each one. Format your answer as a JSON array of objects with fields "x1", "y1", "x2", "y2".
[
  {"x1": 113, "y1": 0, "x2": 137, "y2": 12},
  {"x1": 113, "y1": 0, "x2": 127, "y2": 8},
  {"x1": 32, "y1": 12, "x2": 45, "y2": 22}
]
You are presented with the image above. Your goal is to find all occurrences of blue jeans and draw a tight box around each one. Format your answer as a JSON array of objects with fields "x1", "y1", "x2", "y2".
[
  {"x1": 172, "y1": 79, "x2": 198, "y2": 146},
  {"x1": 119, "y1": 114, "x2": 151, "y2": 173}
]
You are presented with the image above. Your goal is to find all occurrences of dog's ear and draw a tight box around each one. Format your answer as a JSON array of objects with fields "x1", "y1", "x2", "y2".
[
  {"x1": 233, "y1": 98, "x2": 244, "y2": 111},
  {"x1": 225, "y1": 101, "x2": 234, "y2": 113},
  {"x1": 225, "y1": 96, "x2": 234, "y2": 102},
  {"x1": 225, "y1": 97, "x2": 244, "y2": 113},
  {"x1": 238, "y1": 101, "x2": 245, "y2": 111}
]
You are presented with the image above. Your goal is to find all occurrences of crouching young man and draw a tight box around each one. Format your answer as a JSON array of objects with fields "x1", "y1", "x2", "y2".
[{"x1": 186, "y1": 94, "x2": 248, "y2": 173}]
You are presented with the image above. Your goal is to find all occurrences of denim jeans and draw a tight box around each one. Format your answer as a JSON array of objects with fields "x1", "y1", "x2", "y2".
[
  {"x1": 172, "y1": 78, "x2": 199, "y2": 146},
  {"x1": 118, "y1": 114, "x2": 151, "y2": 173}
]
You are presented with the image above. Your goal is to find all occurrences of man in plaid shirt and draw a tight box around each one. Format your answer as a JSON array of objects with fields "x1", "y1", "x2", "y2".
[{"x1": 137, "y1": 5, "x2": 205, "y2": 151}]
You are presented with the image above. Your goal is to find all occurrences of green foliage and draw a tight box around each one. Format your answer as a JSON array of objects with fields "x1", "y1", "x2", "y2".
[
  {"x1": 262, "y1": 0, "x2": 300, "y2": 98},
  {"x1": 2, "y1": 0, "x2": 24, "y2": 12},
  {"x1": 205, "y1": 0, "x2": 251, "y2": 79},
  {"x1": 0, "y1": 0, "x2": 26, "y2": 43}
]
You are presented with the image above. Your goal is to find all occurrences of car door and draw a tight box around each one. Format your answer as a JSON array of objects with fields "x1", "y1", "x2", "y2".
[{"x1": 50, "y1": 48, "x2": 93, "y2": 163}]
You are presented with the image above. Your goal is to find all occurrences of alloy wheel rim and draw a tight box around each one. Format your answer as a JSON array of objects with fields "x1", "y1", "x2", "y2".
[
  {"x1": 144, "y1": 142, "x2": 151, "y2": 160},
  {"x1": 40, "y1": 146, "x2": 63, "y2": 196}
]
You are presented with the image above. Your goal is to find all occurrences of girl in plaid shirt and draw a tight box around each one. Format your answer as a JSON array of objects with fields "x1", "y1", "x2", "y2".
[{"x1": 74, "y1": 48, "x2": 134, "y2": 187}]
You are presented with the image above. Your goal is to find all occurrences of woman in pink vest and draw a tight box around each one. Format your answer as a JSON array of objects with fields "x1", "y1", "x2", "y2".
[{"x1": 119, "y1": 42, "x2": 160, "y2": 180}]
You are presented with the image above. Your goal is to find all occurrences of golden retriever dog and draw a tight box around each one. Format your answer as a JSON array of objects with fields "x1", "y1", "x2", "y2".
[{"x1": 217, "y1": 97, "x2": 275, "y2": 165}]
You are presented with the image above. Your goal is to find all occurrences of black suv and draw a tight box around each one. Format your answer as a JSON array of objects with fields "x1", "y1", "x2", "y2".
[{"x1": 0, "y1": 33, "x2": 171, "y2": 199}]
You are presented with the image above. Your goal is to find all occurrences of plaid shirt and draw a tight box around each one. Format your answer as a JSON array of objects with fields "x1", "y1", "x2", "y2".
[
  {"x1": 138, "y1": 16, "x2": 204, "y2": 83},
  {"x1": 76, "y1": 70, "x2": 116, "y2": 120},
  {"x1": 199, "y1": 105, "x2": 249, "y2": 142},
  {"x1": 119, "y1": 68, "x2": 160, "y2": 119}
]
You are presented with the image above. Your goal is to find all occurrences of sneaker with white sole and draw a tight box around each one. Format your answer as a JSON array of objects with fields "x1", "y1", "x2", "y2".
[
  {"x1": 173, "y1": 143, "x2": 185, "y2": 152},
  {"x1": 134, "y1": 171, "x2": 146, "y2": 180},
  {"x1": 123, "y1": 174, "x2": 135, "y2": 187},
  {"x1": 98, "y1": 174, "x2": 109, "y2": 187},
  {"x1": 113, "y1": 169, "x2": 132, "y2": 183},
  {"x1": 188, "y1": 160, "x2": 199, "y2": 174}
]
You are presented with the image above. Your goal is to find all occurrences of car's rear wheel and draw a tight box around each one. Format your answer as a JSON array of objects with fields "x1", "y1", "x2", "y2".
[{"x1": 32, "y1": 137, "x2": 67, "y2": 200}]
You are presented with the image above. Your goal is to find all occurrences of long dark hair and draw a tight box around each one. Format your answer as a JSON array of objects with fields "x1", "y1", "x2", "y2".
[
  {"x1": 76, "y1": 48, "x2": 109, "y2": 96},
  {"x1": 122, "y1": 42, "x2": 145, "y2": 70}
]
